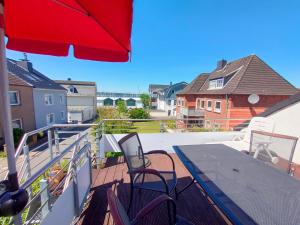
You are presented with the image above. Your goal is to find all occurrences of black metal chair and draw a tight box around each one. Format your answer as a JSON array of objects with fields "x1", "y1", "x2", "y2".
[
  {"x1": 107, "y1": 189, "x2": 194, "y2": 225},
  {"x1": 118, "y1": 132, "x2": 178, "y2": 213}
]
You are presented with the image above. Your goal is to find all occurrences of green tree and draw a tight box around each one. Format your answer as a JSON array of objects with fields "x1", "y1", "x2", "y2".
[
  {"x1": 128, "y1": 108, "x2": 150, "y2": 119},
  {"x1": 140, "y1": 93, "x2": 150, "y2": 109},
  {"x1": 117, "y1": 100, "x2": 127, "y2": 115}
]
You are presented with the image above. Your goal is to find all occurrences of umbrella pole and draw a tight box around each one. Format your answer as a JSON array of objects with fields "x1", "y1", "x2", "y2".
[{"x1": 0, "y1": 3, "x2": 19, "y2": 191}]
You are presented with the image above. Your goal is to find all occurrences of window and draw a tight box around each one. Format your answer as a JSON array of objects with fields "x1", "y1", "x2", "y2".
[
  {"x1": 68, "y1": 85, "x2": 78, "y2": 93},
  {"x1": 174, "y1": 100, "x2": 176, "y2": 105},
  {"x1": 46, "y1": 113, "x2": 55, "y2": 124},
  {"x1": 59, "y1": 95, "x2": 64, "y2": 104},
  {"x1": 208, "y1": 78, "x2": 224, "y2": 90},
  {"x1": 200, "y1": 100, "x2": 205, "y2": 109},
  {"x1": 12, "y1": 119, "x2": 22, "y2": 129},
  {"x1": 214, "y1": 101, "x2": 221, "y2": 113},
  {"x1": 60, "y1": 111, "x2": 65, "y2": 120},
  {"x1": 207, "y1": 100, "x2": 212, "y2": 111},
  {"x1": 9, "y1": 91, "x2": 20, "y2": 105},
  {"x1": 196, "y1": 99, "x2": 201, "y2": 109},
  {"x1": 168, "y1": 100, "x2": 172, "y2": 105},
  {"x1": 44, "y1": 94, "x2": 53, "y2": 105}
]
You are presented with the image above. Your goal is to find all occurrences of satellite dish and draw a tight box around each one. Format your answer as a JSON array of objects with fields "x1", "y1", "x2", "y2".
[{"x1": 248, "y1": 94, "x2": 260, "y2": 104}]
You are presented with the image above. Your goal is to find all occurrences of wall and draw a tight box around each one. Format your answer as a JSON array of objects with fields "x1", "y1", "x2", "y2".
[
  {"x1": 264, "y1": 102, "x2": 300, "y2": 164},
  {"x1": 177, "y1": 94, "x2": 290, "y2": 130},
  {"x1": 0, "y1": 85, "x2": 36, "y2": 145},
  {"x1": 33, "y1": 89, "x2": 67, "y2": 128}
]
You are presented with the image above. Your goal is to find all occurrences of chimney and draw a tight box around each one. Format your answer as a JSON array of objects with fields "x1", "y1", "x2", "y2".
[
  {"x1": 216, "y1": 59, "x2": 227, "y2": 70},
  {"x1": 170, "y1": 81, "x2": 173, "y2": 86},
  {"x1": 68, "y1": 78, "x2": 72, "y2": 81},
  {"x1": 16, "y1": 53, "x2": 33, "y2": 72}
]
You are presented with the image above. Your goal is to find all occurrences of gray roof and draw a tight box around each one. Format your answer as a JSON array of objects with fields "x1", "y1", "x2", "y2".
[
  {"x1": 149, "y1": 84, "x2": 169, "y2": 91},
  {"x1": 55, "y1": 80, "x2": 96, "y2": 86},
  {"x1": 162, "y1": 82, "x2": 188, "y2": 98},
  {"x1": 180, "y1": 55, "x2": 298, "y2": 96},
  {"x1": 260, "y1": 92, "x2": 300, "y2": 117},
  {"x1": 7, "y1": 59, "x2": 66, "y2": 91}
]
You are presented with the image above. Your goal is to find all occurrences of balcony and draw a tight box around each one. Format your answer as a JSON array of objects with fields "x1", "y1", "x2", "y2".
[
  {"x1": 181, "y1": 107, "x2": 204, "y2": 117},
  {"x1": 2, "y1": 118, "x2": 300, "y2": 225}
]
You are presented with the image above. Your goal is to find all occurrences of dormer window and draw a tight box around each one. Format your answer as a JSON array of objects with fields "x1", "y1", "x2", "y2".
[
  {"x1": 68, "y1": 85, "x2": 78, "y2": 93},
  {"x1": 209, "y1": 78, "x2": 224, "y2": 90}
]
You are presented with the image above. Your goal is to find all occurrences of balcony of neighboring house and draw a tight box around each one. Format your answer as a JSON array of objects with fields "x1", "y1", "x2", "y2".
[
  {"x1": 3, "y1": 114, "x2": 300, "y2": 225},
  {"x1": 181, "y1": 107, "x2": 204, "y2": 117}
]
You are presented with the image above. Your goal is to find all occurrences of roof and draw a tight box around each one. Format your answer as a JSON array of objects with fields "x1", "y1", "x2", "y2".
[
  {"x1": 149, "y1": 84, "x2": 169, "y2": 91},
  {"x1": 7, "y1": 59, "x2": 66, "y2": 91},
  {"x1": 178, "y1": 73, "x2": 209, "y2": 94},
  {"x1": 260, "y1": 92, "x2": 300, "y2": 117},
  {"x1": 8, "y1": 73, "x2": 32, "y2": 87},
  {"x1": 55, "y1": 80, "x2": 96, "y2": 86},
  {"x1": 181, "y1": 55, "x2": 298, "y2": 95},
  {"x1": 162, "y1": 82, "x2": 188, "y2": 98}
]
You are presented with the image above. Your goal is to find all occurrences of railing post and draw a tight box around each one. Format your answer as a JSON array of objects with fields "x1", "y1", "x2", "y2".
[
  {"x1": 40, "y1": 178, "x2": 50, "y2": 220},
  {"x1": 54, "y1": 128, "x2": 60, "y2": 156},
  {"x1": 72, "y1": 163, "x2": 80, "y2": 217},
  {"x1": 48, "y1": 129, "x2": 53, "y2": 160},
  {"x1": 95, "y1": 127, "x2": 102, "y2": 167},
  {"x1": 23, "y1": 145, "x2": 31, "y2": 179},
  {"x1": 160, "y1": 122, "x2": 164, "y2": 133}
]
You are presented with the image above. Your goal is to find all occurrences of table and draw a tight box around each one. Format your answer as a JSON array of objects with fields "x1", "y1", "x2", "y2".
[{"x1": 174, "y1": 144, "x2": 300, "y2": 225}]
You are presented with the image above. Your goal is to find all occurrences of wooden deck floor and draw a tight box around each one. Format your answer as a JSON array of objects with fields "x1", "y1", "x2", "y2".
[{"x1": 76, "y1": 154, "x2": 228, "y2": 225}]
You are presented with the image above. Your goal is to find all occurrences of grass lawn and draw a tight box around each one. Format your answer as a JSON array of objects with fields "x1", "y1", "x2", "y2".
[
  {"x1": 0, "y1": 151, "x2": 7, "y2": 158},
  {"x1": 131, "y1": 121, "x2": 162, "y2": 133}
]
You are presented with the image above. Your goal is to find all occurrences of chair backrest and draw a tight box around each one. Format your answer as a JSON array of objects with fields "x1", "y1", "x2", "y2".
[
  {"x1": 250, "y1": 130, "x2": 298, "y2": 173},
  {"x1": 106, "y1": 134, "x2": 122, "y2": 152},
  {"x1": 118, "y1": 132, "x2": 146, "y2": 171},
  {"x1": 243, "y1": 117, "x2": 274, "y2": 142},
  {"x1": 107, "y1": 189, "x2": 131, "y2": 225}
]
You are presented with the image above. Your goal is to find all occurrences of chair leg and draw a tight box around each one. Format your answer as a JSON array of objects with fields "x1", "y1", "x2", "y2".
[
  {"x1": 127, "y1": 186, "x2": 134, "y2": 214},
  {"x1": 175, "y1": 186, "x2": 178, "y2": 200},
  {"x1": 176, "y1": 178, "x2": 196, "y2": 197}
]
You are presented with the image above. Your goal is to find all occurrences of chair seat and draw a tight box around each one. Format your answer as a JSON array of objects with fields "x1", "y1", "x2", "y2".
[
  {"x1": 128, "y1": 155, "x2": 151, "y2": 169},
  {"x1": 133, "y1": 170, "x2": 177, "y2": 193},
  {"x1": 176, "y1": 215, "x2": 195, "y2": 225}
]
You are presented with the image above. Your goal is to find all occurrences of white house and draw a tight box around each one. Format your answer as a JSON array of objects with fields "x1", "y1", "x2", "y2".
[
  {"x1": 97, "y1": 92, "x2": 143, "y2": 109},
  {"x1": 156, "y1": 82, "x2": 187, "y2": 116},
  {"x1": 55, "y1": 79, "x2": 97, "y2": 123}
]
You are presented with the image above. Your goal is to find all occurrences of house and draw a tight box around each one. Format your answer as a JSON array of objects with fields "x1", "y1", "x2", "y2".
[
  {"x1": 97, "y1": 92, "x2": 143, "y2": 109},
  {"x1": 55, "y1": 79, "x2": 97, "y2": 123},
  {"x1": 0, "y1": 73, "x2": 36, "y2": 146},
  {"x1": 7, "y1": 58, "x2": 67, "y2": 129},
  {"x1": 156, "y1": 82, "x2": 188, "y2": 116},
  {"x1": 177, "y1": 55, "x2": 299, "y2": 130},
  {"x1": 148, "y1": 84, "x2": 169, "y2": 109}
]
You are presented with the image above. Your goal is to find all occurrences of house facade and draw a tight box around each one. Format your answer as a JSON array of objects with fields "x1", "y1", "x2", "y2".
[
  {"x1": 55, "y1": 79, "x2": 97, "y2": 123},
  {"x1": 177, "y1": 55, "x2": 299, "y2": 130},
  {"x1": 97, "y1": 92, "x2": 143, "y2": 109},
  {"x1": 148, "y1": 84, "x2": 169, "y2": 110},
  {"x1": 7, "y1": 58, "x2": 67, "y2": 129},
  {"x1": 0, "y1": 74, "x2": 36, "y2": 146},
  {"x1": 156, "y1": 82, "x2": 188, "y2": 116}
]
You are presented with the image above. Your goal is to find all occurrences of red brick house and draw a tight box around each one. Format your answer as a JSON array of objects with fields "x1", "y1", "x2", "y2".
[{"x1": 176, "y1": 55, "x2": 299, "y2": 130}]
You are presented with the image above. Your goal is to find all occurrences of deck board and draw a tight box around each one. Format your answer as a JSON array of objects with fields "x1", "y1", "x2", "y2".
[{"x1": 77, "y1": 154, "x2": 228, "y2": 225}]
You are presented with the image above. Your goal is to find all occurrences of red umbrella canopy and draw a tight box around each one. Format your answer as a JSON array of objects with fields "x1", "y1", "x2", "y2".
[{"x1": 3, "y1": 0, "x2": 133, "y2": 62}]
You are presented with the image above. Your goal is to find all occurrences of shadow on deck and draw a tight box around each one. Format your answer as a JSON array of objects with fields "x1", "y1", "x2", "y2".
[{"x1": 76, "y1": 154, "x2": 229, "y2": 225}]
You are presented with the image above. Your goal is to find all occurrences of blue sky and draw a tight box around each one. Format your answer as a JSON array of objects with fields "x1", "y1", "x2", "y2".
[{"x1": 6, "y1": 0, "x2": 300, "y2": 92}]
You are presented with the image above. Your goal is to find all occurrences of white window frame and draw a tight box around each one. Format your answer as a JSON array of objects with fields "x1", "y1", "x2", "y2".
[
  {"x1": 196, "y1": 99, "x2": 201, "y2": 109},
  {"x1": 9, "y1": 91, "x2": 20, "y2": 106},
  {"x1": 46, "y1": 113, "x2": 55, "y2": 124},
  {"x1": 60, "y1": 111, "x2": 65, "y2": 120},
  {"x1": 208, "y1": 78, "x2": 224, "y2": 90},
  {"x1": 12, "y1": 118, "x2": 23, "y2": 129},
  {"x1": 207, "y1": 100, "x2": 212, "y2": 111},
  {"x1": 214, "y1": 101, "x2": 221, "y2": 113},
  {"x1": 200, "y1": 100, "x2": 205, "y2": 109},
  {"x1": 44, "y1": 94, "x2": 54, "y2": 105}
]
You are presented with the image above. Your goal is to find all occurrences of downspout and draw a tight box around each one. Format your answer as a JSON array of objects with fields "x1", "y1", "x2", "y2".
[{"x1": 226, "y1": 94, "x2": 229, "y2": 130}]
